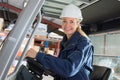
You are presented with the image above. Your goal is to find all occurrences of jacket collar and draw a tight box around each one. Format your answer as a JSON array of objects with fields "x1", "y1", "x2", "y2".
[{"x1": 61, "y1": 31, "x2": 80, "y2": 48}]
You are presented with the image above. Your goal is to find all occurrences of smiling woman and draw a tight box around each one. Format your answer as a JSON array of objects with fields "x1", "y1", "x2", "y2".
[
  {"x1": 61, "y1": 4, "x2": 88, "y2": 39},
  {"x1": 26, "y1": 4, "x2": 94, "y2": 80}
]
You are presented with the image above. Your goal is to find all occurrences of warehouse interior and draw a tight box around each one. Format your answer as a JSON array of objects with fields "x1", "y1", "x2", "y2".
[{"x1": 0, "y1": 0, "x2": 120, "y2": 80}]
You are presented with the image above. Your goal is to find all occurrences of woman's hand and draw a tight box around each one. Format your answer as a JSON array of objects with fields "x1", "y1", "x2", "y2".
[{"x1": 25, "y1": 48, "x2": 38, "y2": 58}]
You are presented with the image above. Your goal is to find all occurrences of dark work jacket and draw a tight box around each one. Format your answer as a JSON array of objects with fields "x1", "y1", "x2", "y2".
[{"x1": 36, "y1": 31, "x2": 94, "y2": 80}]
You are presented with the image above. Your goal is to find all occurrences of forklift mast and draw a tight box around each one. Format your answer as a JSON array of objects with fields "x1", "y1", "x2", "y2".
[{"x1": 0, "y1": 0, "x2": 45, "y2": 80}]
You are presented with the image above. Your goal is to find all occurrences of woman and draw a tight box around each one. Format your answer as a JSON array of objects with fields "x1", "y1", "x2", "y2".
[{"x1": 26, "y1": 4, "x2": 94, "y2": 80}]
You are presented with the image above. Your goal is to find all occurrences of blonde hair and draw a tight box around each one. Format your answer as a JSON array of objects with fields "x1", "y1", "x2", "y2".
[{"x1": 76, "y1": 19, "x2": 89, "y2": 39}]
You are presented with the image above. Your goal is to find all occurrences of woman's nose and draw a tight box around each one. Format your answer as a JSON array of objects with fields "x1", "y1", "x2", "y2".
[{"x1": 65, "y1": 22, "x2": 70, "y2": 27}]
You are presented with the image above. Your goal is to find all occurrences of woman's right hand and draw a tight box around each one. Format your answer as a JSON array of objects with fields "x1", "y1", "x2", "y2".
[{"x1": 25, "y1": 48, "x2": 37, "y2": 58}]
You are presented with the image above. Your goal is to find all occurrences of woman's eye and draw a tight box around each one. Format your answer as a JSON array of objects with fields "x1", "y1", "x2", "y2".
[
  {"x1": 63, "y1": 20, "x2": 66, "y2": 23},
  {"x1": 70, "y1": 21, "x2": 74, "y2": 23}
]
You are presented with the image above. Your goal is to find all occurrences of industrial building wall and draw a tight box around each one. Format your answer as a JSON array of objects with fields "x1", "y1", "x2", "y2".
[
  {"x1": 89, "y1": 32, "x2": 120, "y2": 56},
  {"x1": 89, "y1": 32, "x2": 120, "y2": 80}
]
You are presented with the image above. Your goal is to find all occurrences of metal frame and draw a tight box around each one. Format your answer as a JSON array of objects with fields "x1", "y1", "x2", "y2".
[
  {"x1": 42, "y1": 0, "x2": 100, "y2": 18},
  {"x1": 7, "y1": 12, "x2": 42, "y2": 80},
  {"x1": 0, "y1": 0, "x2": 45, "y2": 80}
]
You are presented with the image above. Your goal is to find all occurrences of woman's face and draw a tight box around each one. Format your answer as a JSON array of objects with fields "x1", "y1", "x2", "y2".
[{"x1": 62, "y1": 17, "x2": 80, "y2": 38}]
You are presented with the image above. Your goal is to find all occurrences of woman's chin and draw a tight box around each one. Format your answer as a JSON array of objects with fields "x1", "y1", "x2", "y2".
[{"x1": 65, "y1": 32, "x2": 73, "y2": 35}]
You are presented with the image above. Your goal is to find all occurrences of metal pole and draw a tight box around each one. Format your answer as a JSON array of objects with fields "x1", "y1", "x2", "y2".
[
  {"x1": 7, "y1": 12, "x2": 42, "y2": 80},
  {"x1": 0, "y1": 0, "x2": 45, "y2": 80}
]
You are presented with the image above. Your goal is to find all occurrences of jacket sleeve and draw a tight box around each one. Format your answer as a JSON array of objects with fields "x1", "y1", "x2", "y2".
[{"x1": 36, "y1": 40, "x2": 93, "y2": 78}]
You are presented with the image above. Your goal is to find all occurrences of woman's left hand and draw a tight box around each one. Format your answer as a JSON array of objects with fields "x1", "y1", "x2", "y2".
[{"x1": 25, "y1": 48, "x2": 38, "y2": 58}]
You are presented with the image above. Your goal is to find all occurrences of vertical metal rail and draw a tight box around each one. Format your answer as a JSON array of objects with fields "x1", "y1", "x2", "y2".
[
  {"x1": 7, "y1": 12, "x2": 42, "y2": 80},
  {"x1": 0, "y1": 0, "x2": 45, "y2": 80}
]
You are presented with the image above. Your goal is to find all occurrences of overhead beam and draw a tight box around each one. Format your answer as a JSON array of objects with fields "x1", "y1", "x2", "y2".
[
  {"x1": 45, "y1": 0, "x2": 67, "y2": 5},
  {"x1": 44, "y1": 11, "x2": 60, "y2": 15},
  {"x1": 78, "y1": 0, "x2": 94, "y2": 3},
  {"x1": 43, "y1": 13, "x2": 60, "y2": 19},
  {"x1": 0, "y1": 2, "x2": 22, "y2": 13},
  {"x1": 42, "y1": 18, "x2": 61, "y2": 29},
  {"x1": 43, "y1": 5, "x2": 62, "y2": 10},
  {"x1": 0, "y1": 2, "x2": 62, "y2": 33}
]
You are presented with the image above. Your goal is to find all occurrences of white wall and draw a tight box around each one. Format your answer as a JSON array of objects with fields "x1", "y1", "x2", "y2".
[{"x1": 89, "y1": 32, "x2": 120, "y2": 56}]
